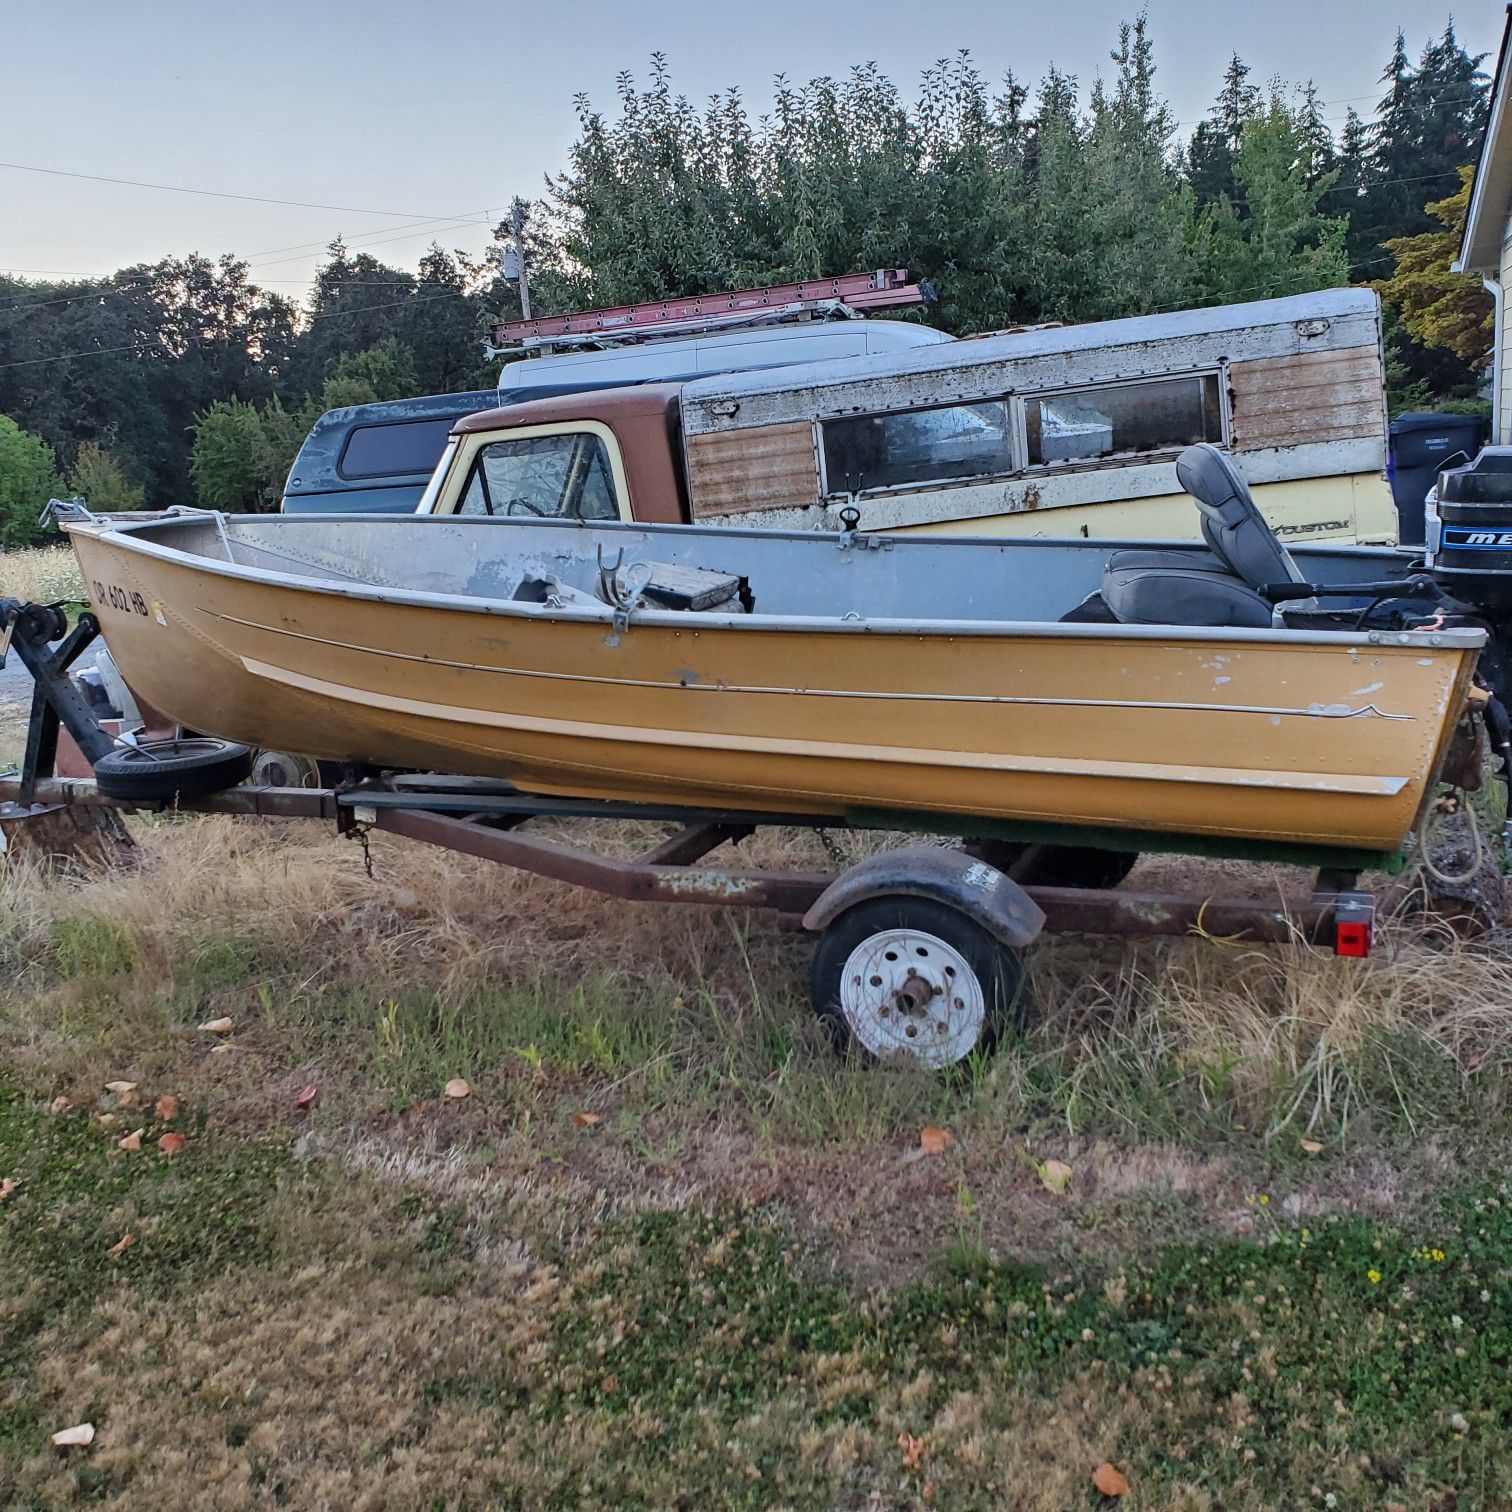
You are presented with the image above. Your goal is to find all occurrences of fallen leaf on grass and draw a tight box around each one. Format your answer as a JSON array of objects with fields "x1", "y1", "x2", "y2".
[
  {"x1": 0, "y1": 1177, "x2": 19, "y2": 1201},
  {"x1": 106, "y1": 1233, "x2": 135, "y2": 1258},
  {"x1": 48, "y1": 1096, "x2": 72, "y2": 1114},
  {"x1": 444, "y1": 1078, "x2": 471, "y2": 1100},
  {"x1": 117, "y1": 1129, "x2": 144, "y2": 1152},
  {"x1": 1300, "y1": 1138, "x2": 1324, "y2": 1155},
  {"x1": 919, "y1": 1127, "x2": 955, "y2": 1156},
  {"x1": 899, "y1": 1432, "x2": 926, "y2": 1469},
  {"x1": 1092, "y1": 1462, "x2": 1129, "y2": 1497},
  {"x1": 49, "y1": 1423, "x2": 94, "y2": 1447},
  {"x1": 197, "y1": 1017, "x2": 234, "y2": 1035},
  {"x1": 104, "y1": 1080, "x2": 136, "y2": 1096},
  {"x1": 571, "y1": 1111, "x2": 602, "y2": 1127},
  {"x1": 157, "y1": 1133, "x2": 186, "y2": 1156},
  {"x1": 1038, "y1": 1158, "x2": 1074, "y2": 1194},
  {"x1": 294, "y1": 1083, "x2": 318, "y2": 1110},
  {"x1": 154, "y1": 1094, "x2": 178, "y2": 1122}
]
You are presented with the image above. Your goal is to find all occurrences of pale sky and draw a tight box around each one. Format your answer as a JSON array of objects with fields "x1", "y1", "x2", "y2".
[{"x1": 0, "y1": 0, "x2": 1502, "y2": 297}]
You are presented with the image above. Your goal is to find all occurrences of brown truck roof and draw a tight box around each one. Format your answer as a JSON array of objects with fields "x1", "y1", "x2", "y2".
[{"x1": 451, "y1": 382, "x2": 684, "y2": 435}]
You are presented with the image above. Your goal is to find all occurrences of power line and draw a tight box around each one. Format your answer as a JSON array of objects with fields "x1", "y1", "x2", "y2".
[
  {"x1": 244, "y1": 206, "x2": 501, "y2": 264},
  {"x1": 0, "y1": 342, "x2": 146, "y2": 372},
  {"x1": 0, "y1": 158, "x2": 458, "y2": 219},
  {"x1": 249, "y1": 215, "x2": 498, "y2": 271}
]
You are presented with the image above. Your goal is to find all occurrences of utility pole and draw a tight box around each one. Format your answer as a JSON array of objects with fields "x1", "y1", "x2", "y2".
[{"x1": 509, "y1": 198, "x2": 532, "y2": 322}]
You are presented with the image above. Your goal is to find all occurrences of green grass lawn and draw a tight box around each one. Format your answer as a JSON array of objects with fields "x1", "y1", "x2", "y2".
[{"x1": 1, "y1": 815, "x2": 1510, "y2": 1507}]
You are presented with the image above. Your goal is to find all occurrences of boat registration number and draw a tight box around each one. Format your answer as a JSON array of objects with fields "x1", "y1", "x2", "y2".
[{"x1": 92, "y1": 579, "x2": 150, "y2": 617}]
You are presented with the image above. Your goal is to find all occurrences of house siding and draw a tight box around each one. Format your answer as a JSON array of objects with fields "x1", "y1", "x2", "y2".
[{"x1": 1499, "y1": 216, "x2": 1512, "y2": 443}]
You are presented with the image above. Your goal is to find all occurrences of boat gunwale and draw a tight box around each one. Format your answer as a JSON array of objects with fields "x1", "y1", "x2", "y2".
[{"x1": 65, "y1": 515, "x2": 1488, "y2": 653}]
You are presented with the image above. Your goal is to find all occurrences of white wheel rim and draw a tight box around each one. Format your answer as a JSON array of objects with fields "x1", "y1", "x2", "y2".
[{"x1": 838, "y1": 926, "x2": 986, "y2": 1068}]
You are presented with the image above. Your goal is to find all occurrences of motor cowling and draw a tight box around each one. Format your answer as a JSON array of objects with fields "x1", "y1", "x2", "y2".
[{"x1": 1425, "y1": 446, "x2": 1512, "y2": 621}]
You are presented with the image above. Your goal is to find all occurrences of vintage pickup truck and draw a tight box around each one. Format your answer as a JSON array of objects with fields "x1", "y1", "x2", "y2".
[{"x1": 415, "y1": 289, "x2": 1400, "y2": 545}]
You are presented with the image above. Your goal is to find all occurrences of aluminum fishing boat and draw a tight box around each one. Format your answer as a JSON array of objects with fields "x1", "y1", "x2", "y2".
[{"x1": 61, "y1": 446, "x2": 1483, "y2": 860}]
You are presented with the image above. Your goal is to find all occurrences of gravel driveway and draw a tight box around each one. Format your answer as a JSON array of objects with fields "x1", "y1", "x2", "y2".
[{"x1": 0, "y1": 655, "x2": 33, "y2": 710}]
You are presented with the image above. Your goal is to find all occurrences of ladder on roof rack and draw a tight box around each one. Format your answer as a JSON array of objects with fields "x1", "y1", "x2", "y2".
[{"x1": 488, "y1": 269, "x2": 930, "y2": 355}]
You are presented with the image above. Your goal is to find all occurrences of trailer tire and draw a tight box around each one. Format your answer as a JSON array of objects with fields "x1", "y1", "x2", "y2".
[
  {"x1": 93, "y1": 737, "x2": 253, "y2": 801},
  {"x1": 811, "y1": 896, "x2": 1027, "y2": 1069}
]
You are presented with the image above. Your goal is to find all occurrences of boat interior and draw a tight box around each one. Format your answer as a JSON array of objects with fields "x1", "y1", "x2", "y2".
[{"x1": 105, "y1": 447, "x2": 1433, "y2": 637}]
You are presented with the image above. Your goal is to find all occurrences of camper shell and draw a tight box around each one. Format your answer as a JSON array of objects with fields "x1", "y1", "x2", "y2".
[{"x1": 677, "y1": 288, "x2": 1396, "y2": 544}]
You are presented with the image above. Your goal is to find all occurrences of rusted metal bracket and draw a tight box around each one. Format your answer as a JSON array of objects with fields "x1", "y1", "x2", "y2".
[
  {"x1": 375, "y1": 806, "x2": 829, "y2": 913},
  {"x1": 0, "y1": 601, "x2": 112, "y2": 805},
  {"x1": 637, "y1": 823, "x2": 753, "y2": 867}
]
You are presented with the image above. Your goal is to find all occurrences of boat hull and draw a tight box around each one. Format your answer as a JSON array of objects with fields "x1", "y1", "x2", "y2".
[{"x1": 65, "y1": 519, "x2": 1478, "y2": 853}]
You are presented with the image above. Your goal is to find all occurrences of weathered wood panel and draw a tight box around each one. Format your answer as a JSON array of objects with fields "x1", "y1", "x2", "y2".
[
  {"x1": 685, "y1": 423, "x2": 820, "y2": 518},
  {"x1": 1228, "y1": 345, "x2": 1387, "y2": 453}
]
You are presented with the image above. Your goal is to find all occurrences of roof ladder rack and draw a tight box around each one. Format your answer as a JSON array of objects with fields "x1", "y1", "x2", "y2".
[{"x1": 488, "y1": 269, "x2": 930, "y2": 355}]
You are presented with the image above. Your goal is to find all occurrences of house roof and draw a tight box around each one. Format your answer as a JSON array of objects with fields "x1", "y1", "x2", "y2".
[{"x1": 1457, "y1": 4, "x2": 1512, "y2": 273}]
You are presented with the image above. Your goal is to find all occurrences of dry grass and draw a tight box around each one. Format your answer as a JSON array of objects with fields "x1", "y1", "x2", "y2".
[
  {"x1": 4, "y1": 811, "x2": 1512, "y2": 1506},
  {"x1": 0, "y1": 544, "x2": 85, "y2": 606},
  {"x1": 2, "y1": 813, "x2": 1510, "y2": 1240}
]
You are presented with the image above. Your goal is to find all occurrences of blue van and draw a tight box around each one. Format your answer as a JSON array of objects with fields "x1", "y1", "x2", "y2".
[{"x1": 279, "y1": 319, "x2": 952, "y2": 514}]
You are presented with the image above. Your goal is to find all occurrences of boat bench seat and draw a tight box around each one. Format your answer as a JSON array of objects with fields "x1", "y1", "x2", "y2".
[
  {"x1": 1101, "y1": 548, "x2": 1274, "y2": 629},
  {"x1": 1089, "y1": 445, "x2": 1312, "y2": 631}
]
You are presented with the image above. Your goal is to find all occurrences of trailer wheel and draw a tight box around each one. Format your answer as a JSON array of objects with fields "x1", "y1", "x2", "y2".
[
  {"x1": 811, "y1": 897, "x2": 1027, "y2": 1068},
  {"x1": 968, "y1": 839, "x2": 1138, "y2": 890},
  {"x1": 93, "y1": 737, "x2": 253, "y2": 801}
]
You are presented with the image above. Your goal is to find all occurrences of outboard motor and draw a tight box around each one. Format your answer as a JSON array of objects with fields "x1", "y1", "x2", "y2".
[{"x1": 1425, "y1": 446, "x2": 1512, "y2": 621}]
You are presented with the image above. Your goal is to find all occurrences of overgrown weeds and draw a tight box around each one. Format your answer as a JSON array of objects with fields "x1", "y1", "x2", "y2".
[{"x1": 0, "y1": 544, "x2": 85, "y2": 609}]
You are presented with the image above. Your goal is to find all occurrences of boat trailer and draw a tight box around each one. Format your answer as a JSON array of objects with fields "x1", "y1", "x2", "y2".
[
  {"x1": 0, "y1": 595, "x2": 1381, "y2": 1066},
  {"x1": 3, "y1": 769, "x2": 1374, "y2": 947}
]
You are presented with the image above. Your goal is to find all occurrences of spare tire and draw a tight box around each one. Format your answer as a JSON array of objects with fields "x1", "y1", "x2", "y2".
[{"x1": 93, "y1": 737, "x2": 253, "y2": 802}]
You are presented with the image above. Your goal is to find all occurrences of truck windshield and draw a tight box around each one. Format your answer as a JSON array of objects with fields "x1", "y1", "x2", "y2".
[{"x1": 457, "y1": 431, "x2": 620, "y2": 519}]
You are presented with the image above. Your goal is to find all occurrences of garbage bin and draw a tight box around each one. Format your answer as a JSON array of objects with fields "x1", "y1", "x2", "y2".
[{"x1": 1390, "y1": 412, "x2": 1488, "y2": 546}]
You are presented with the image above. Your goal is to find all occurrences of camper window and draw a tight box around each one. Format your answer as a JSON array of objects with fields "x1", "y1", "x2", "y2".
[
  {"x1": 1025, "y1": 373, "x2": 1223, "y2": 467},
  {"x1": 458, "y1": 431, "x2": 620, "y2": 519},
  {"x1": 820, "y1": 400, "x2": 1013, "y2": 495}
]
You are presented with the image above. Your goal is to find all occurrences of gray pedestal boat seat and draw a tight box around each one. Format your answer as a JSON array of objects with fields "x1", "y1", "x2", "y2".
[{"x1": 1099, "y1": 444, "x2": 1306, "y2": 629}]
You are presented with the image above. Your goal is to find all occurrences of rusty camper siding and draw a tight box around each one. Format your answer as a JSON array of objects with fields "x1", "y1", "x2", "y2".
[{"x1": 679, "y1": 289, "x2": 1394, "y2": 544}]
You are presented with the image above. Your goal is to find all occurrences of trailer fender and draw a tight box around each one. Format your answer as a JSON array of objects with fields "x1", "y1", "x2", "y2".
[{"x1": 802, "y1": 844, "x2": 1045, "y2": 948}]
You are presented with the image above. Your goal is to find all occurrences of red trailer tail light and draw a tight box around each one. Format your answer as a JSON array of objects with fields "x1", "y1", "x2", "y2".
[{"x1": 1333, "y1": 896, "x2": 1375, "y2": 958}]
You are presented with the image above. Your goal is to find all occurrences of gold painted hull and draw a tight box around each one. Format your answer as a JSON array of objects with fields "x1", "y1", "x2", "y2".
[{"x1": 67, "y1": 521, "x2": 1477, "y2": 854}]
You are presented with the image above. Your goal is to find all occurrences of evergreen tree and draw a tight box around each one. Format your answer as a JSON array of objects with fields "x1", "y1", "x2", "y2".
[
  {"x1": 67, "y1": 441, "x2": 146, "y2": 513},
  {"x1": 1187, "y1": 54, "x2": 1262, "y2": 208},
  {"x1": 1191, "y1": 94, "x2": 1349, "y2": 305},
  {"x1": 1346, "y1": 24, "x2": 1490, "y2": 267}
]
